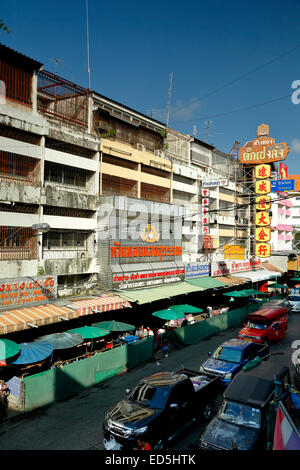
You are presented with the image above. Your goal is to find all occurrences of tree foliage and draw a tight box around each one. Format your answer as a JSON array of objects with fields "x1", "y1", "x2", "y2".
[{"x1": 0, "y1": 19, "x2": 10, "y2": 34}]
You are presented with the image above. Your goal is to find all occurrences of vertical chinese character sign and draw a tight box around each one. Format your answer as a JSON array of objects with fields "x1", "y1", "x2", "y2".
[
  {"x1": 255, "y1": 163, "x2": 272, "y2": 258},
  {"x1": 201, "y1": 188, "x2": 210, "y2": 234}
]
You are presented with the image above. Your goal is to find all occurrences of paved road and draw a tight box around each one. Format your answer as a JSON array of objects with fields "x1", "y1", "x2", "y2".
[{"x1": 0, "y1": 313, "x2": 299, "y2": 450}]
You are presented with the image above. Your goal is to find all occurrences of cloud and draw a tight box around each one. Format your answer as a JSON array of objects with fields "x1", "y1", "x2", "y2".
[
  {"x1": 171, "y1": 98, "x2": 202, "y2": 122},
  {"x1": 291, "y1": 138, "x2": 300, "y2": 153}
]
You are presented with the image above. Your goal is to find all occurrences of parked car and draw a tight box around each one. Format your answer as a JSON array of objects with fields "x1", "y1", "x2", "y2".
[
  {"x1": 199, "y1": 339, "x2": 269, "y2": 387},
  {"x1": 238, "y1": 306, "x2": 288, "y2": 345},
  {"x1": 287, "y1": 294, "x2": 300, "y2": 313},
  {"x1": 266, "y1": 298, "x2": 292, "y2": 315},
  {"x1": 103, "y1": 368, "x2": 220, "y2": 450},
  {"x1": 199, "y1": 360, "x2": 292, "y2": 450}
]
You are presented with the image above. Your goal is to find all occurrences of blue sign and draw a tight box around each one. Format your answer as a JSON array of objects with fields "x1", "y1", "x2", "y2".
[
  {"x1": 185, "y1": 262, "x2": 210, "y2": 278},
  {"x1": 271, "y1": 179, "x2": 295, "y2": 192}
]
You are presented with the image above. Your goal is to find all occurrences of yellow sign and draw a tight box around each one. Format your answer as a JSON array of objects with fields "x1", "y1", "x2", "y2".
[
  {"x1": 256, "y1": 195, "x2": 271, "y2": 211},
  {"x1": 239, "y1": 124, "x2": 289, "y2": 164},
  {"x1": 255, "y1": 179, "x2": 271, "y2": 194},
  {"x1": 255, "y1": 211, "x2": 271, "y2": 226},
  {"x1": 255, "y1": 164, "x2": 271, "y2": 179},
  {"x1": 224, "y1": 244, "x2": 245, "y2": 260},
  {"x1": 255, "y1": 226, "x2": 271, "y2": 242},
  {"x1": 255, "y1": 242, "x2": 271, "y2": 258}
]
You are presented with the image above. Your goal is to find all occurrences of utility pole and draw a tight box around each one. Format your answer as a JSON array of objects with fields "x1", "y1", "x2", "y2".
[
  {"x1": 166, "y1": 72, "x2": 173, "y2": 131},
  {"x1": 204, "y1": 120, "x2": 213, "y2": 141},
  {"x1": 86, "y1": 0, "x2": 91, "y2": 90}
]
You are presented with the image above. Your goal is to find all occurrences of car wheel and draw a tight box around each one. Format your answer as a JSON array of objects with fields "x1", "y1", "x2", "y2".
[{"x1": 153, "y1": 438, "x2": 166, "y2": 450}]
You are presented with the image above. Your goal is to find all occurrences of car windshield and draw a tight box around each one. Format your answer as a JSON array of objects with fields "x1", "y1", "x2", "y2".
[
  {"x1": 220, "y1": 401, "x2": 261, "y2": 429},
  {"x1": 246, "y1": 321, "x2": 268, "y2": 330},
  {"x1": 288, "y1": 296, "x2": 300, "y2": 302},
  {"x1": 212, "y1": 346, "x2": 242, "y2": 363},
  {"x1": 127, "y1": 383, "x2": 169, "y2": 409}
]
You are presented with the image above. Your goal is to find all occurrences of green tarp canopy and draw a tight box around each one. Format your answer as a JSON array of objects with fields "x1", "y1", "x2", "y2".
[
  {"x1": 223, "y1": 289, "x2": 262, "y2": 297},
  {"x1": 186, "y1": 276, "x2": 228, "y2": 289},
  {"x1": 116, "y1": 282, "x2": 205, "y2": 305},
  {"x1": 291, "y1": 278, "x2": 300, "y2": 281}
]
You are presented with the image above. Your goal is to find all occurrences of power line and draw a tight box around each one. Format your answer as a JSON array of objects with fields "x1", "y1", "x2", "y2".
[{"x1": 172, "y1": 41, "x2": 300, "y2": 115}]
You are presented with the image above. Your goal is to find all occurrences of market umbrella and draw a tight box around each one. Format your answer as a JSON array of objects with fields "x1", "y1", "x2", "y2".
[
  {"x1": 67, "y1": 326, "x2": 110, "y2": 352},
  {"x1": 268, "y1": 283, "x2": 288, "y2": 289},
  {"x1": 291, "y1": 278, "x2": 300, "y2": 281},
  {"x1": 67, "y1": 326, "x2": 110, "y2": 339},
  {"x1": 0, "y1": 339, "x2": 21, "y2": 366},
  {"x1": 168, "y1": 304, "x2": 203, "y2": 314},
  {"x1": 152, "y1": 309, "x2": 186, "y2": 321},
  {"x1": 244, "y1": 289, "x2": 267, "y2": 296},
  {"x1": 35, "y1": 332, "x2": 84, "y2": 350},
  {"x1": 223, "y1": 290, "x2": 250, "y2": 298},
  {"x1": 92, "y1": 320, "x2": 135, "y2": 332},
  {"x1": 12, "y1": 342, "x2": 53, "y2": 365}
]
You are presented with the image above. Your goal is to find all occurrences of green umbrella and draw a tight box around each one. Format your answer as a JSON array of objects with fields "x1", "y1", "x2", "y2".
[
  {"x1": 268, "y1": 283, "x2": 288, "y2": 289},
  {"x1": 223, "y1": 290, "x2": 250, "y2": 298},
  {"x1": 0, "y1": 339, "x2": 21, "y2": 365},
  {"x1": 152, "y1": 309, "x2": 185, "y2": 321},
  {"x1": 291, "y1": 278, "x2": 300, "y2": 281},
  {"x1": 67, "y1": 326, "x2": 110, "y2": 339},
  {"x1": 91, "y1": 320, "x2": 135, "y2": 332},
  {"x1": 169, "y1": 304, "x2": 203, "y2": 314}
]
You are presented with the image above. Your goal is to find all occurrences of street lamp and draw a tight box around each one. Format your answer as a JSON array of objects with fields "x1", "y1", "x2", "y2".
[{"x1": 31, "y1": 223, "x2": 51, "y2": 233}]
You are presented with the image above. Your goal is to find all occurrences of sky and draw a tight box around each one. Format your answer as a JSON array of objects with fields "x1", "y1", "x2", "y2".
[{"x1": 1, "y1": 0, "x2": 300, "y2": 174}]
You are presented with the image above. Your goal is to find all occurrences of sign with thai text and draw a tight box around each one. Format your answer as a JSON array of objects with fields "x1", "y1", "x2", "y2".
[
  {"x1": 110, "y1": 242, "x2": 181, "y2": 261},
  {"x1": 0, "y1": 275, "x2": 57, "y2": 309},
  {"x1": 112, "y1": 268, "x2": 185, "y2": 289},
  {"x1": 202, "y1": 179, "x2": 228, "y2": 187},
  {"x1": 238, "y1": 124, "x2": 289, "y2": 164},
  {"x1": 271, "y1": 180, "x2": 295, "y2": 192},
  {"x1": 211, "y1": 259, "x2": 261, "y2": 277},
  {"x1": 224, "y1": 245, "x2": 246, "y2": 260},
  {"x1": 185, "y1": 262, "x2": 210, "y2": 278}
]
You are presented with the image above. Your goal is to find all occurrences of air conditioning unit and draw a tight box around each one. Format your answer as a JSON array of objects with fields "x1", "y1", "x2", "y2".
[
  {"x1": 97, "y1": 120, "x2": 109, "y2": 131},
  {"x1": 154, "y1": 149, "x2": 165, "y2": 158},
  {"x1": 137, "y1": 144, "x2": 146, "y2": 152}
]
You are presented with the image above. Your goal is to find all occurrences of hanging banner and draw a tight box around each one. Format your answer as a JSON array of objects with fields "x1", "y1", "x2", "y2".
[{"x1": 279, "y1": 163, "x2": 288, "y2": 180}]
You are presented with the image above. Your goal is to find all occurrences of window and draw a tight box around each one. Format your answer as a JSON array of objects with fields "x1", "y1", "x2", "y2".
[
  {"x1": 212, "y1": 347, "x2": 242, "y2": 363},
  {"x1": 220, "y1": 401, "x2": 261, "y2": 429}
]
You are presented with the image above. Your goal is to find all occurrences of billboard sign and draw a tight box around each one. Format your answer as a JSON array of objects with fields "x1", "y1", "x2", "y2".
[{"x1": 271, "y1": 180, "x2": 295, "y2": 192}]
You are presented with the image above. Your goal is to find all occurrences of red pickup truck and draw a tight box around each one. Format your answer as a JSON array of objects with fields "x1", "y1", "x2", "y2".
[{"x1": 238, "y1": 306, "x2": 288, "y2": 345}]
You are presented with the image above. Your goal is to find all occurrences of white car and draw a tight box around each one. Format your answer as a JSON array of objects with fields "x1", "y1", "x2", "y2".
[{"x1": 287, "y1": 294, "x2": 300, "y2": 313}]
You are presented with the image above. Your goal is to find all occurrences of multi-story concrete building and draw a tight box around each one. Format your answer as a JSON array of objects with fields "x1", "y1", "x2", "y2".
[{"x1": 0, "y1": 45, "x2": 100, "y2": 298}]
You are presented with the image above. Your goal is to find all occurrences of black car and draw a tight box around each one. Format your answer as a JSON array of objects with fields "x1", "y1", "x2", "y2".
[
  {"x1": 103, "y1": 368, "x2": 220, "y2": 450},
  {"x1": 199, "y1": 360, "x2": 291, "y2": 450}
]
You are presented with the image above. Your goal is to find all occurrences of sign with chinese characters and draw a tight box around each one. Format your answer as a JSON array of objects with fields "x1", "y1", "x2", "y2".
[
  {"x1": 255, "y1": 179, "x2": 271, "y2": 194},
  {"x1": 256, "y1": 195, "x2": 271, "y2": 211},
  {"x1": 255, "y1": 226, "x2": 271, "y2": 242},
  {"x1": 255, "y1": 243, "x2": 271, "y2": 258},
  {"x1": 255, "y1": 211, "x2": 271, "y2": 226},
  {"x1": 201, "y1": 188, "x2": 210, "y2": 197},
  {"x1": 254, "y1": 159, "x2": 272, "y2": 257},
  {"x1": 238, "y1": 124, "x2": 289, "y2": 164},
  {"x1": 0, "y1": 275, "x2": 57, "y2": 309},
  {"x1": 255, "y1": 164, "x2": 272, "y2": 179},
  {"x1": 224, "y1": 245, "x2": 246, "y2": 260}
]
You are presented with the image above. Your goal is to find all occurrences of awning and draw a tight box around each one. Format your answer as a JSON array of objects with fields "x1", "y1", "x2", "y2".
[
  {"x1": 68, "y1": 296, "x2": 131, "y2": 316},
  {"x1": 0, "y1": 304, "x2": 77, "y2": 335},
  {"x1": 262, "y1": 262, "x2": 284, "y2": 274},
  {"x1": 215, "y1": 276, "x2": 247, "y2": 286},
  {"x1": 231, "y1": 269, "x2": 281, "y2": 283},
  {"x1": 116, "y1": 282, "x2": 205, "y2": 305},
  {"x1": 186, "y1": 276, "x2": 228, "y2": 289}
]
